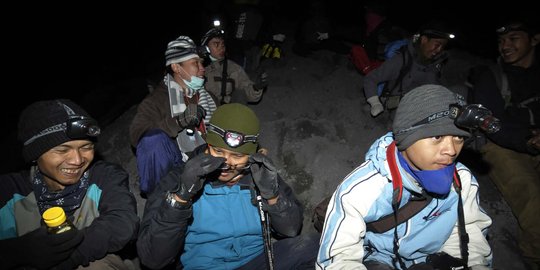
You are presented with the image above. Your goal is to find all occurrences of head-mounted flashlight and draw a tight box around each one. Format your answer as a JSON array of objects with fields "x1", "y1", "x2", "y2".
[
  {"x1": 66, "y1": 116, "x2": 101, "y2": 139},
  {"x1": 449, "y1": 104, "x2": 500, "y2": 133},
  {"x1": 208, "y1": 123, "x2": 258, "y2": 148}
]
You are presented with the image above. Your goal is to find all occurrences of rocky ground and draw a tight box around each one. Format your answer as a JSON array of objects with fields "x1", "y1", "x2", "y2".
[{"x1": 95, "y1": 23, "x2": 527, "y2": 269}]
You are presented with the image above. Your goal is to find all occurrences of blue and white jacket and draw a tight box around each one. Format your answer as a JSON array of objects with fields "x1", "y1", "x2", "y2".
[{"x1": 316, "y1": 133, "x2": 492, "y2": 269}]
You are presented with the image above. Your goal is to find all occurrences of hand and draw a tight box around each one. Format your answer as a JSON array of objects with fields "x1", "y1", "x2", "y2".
[
  {"x1": 51, "y1": 249, "x2": 85, "y2": 270},
  {"x1": 367, "y1": 96, "x2": 384, "y2": 117},
  {"x1": 317, "y1": 32, "x2": 329, "y2": 41},
  {"x1": 176, "y1": 154, "x2": 225, "y2": 201},
  {"x1": 253, "y1": 71, "x2": 268, "y2": 90},
  {"x1": 1, "y1": 226, "x2": 84, "y2": 269},
  {"x1": 249, "y1": 153, "x2": 279, "y2": 199},
  {"x1": 177, "y1": 104, "x2": 206, "y2": 129}
]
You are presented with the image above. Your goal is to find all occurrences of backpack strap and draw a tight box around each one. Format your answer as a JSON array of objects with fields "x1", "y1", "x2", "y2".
[
  {"x1": 366, "y1": 141, "x2": 432, "y2": 233},
  {"x1": 220, "y1": 58, "x2": 228, "y2": 104}
]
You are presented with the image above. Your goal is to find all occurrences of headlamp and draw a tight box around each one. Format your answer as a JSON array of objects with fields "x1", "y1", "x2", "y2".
[
  {"x1": 208, "y1": 123, "x2": 258, "y2": 148},
  {"x1": 66, "y1": 116, "x2": 101, "y2": 139},
  {"x1": 421, "y1": 29, "x2": 455, "y2": 40},
  {"x1": 449, "y1": 104, "x2": 500, "y2": 133},
  {"x1": 496, "y1": 24, "x2": 531, "y2": 35}
]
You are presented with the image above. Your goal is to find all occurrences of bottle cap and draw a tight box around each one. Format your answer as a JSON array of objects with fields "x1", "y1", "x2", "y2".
[{"x1": 43, "y1": 207, "x2": 67, "y2": 227}]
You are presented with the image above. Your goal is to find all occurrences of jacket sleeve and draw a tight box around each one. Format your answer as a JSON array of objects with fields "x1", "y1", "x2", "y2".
[
  {"x1": 129, "y1": 86, "x2": 181, "y2": 147},
  {"x1": 363, "y1": 51, "x2": 404, "y2": 99},
  {"x1": 75, "y1": 162, "x2": 139, "y2": 265},
  {"x1": 137, "y1": 166, "x2": 192, "y2": 270},
  {"x1": 229, "y1": 61, "x2": 263, "y2": 103},
  {"x1": 440, "y1": 169, "x2": 492, "y2": 268},
  {"x1": 316, "y1": 187, "x2": 371, "y2": 270},
  {"x1": 265, "y1": 175, "x2": 304, "y2": 238},
  {"x1": 472, "y1": 68, "x2": 534, "y2": 153}
]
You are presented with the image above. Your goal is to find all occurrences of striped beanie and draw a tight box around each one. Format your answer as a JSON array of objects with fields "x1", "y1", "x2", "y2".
[{"x1": 165, "y1": 36, "x2": 199, "y2": 66}]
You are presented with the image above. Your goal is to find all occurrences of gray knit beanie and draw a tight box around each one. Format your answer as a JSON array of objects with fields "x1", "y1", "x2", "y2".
[
  {"x1": 165, "y1": 35, "x2": 199, "y2": 66},
  {"x1": 393, "y1": 84, "x2": 470, "y2": 151},
  {"x1": 17, "y1": 99, "x2": 98, "y2": 162}
]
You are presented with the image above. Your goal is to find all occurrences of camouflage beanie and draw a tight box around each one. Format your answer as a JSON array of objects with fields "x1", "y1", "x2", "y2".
[{"x1": 206, "y1": 103, "x2": 259, "y2": 154}]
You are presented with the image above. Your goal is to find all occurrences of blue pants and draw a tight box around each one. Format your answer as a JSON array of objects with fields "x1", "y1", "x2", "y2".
[
  {"x1": 237, "y1": 232, "x2": 320, "y2": 270},
  {"x1": 136, "y1": 129, "x2": 184, "y2": 195}
]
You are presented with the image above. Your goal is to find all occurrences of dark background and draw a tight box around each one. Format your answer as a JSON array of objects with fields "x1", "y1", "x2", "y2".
[{"x1": 1, "y1": 1, "x2": 537, "y2": 173}]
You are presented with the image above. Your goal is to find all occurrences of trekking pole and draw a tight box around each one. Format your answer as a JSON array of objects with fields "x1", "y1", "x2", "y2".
[{"x1": 256, "y1": 193, "x2": 275, "y2": 270}]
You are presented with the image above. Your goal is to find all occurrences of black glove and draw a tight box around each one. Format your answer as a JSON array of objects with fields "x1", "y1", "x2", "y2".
[
  {"x1": 177, "y1": 104, "x2": 206, "y2": 129},
  {"x1": 0, "y1": 226, "x2": 84, "y2": 270},
  {"x1": 253, "y1": 71, "x2": 268, "y2": 91},
  {"x1": 249, "y1": 153, "x2": 279, "y2": 199},
  {"x1": 51, "y1": 249, "x2": 86, "y2": 270},
  {"x1": 176, "y1": 154, "x2": 225, "y2": 201}
]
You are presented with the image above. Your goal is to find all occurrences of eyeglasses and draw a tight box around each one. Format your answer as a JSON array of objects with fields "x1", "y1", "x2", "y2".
[
  {"x1": 208, "y1": 123, "x2": 258, "y2": 148},
  {"x1": 66, "y1": 116, "x2": 101, "y2": 139},
  {"x1": 219, "y1": 162, "x2": 251, "y2": 171}
]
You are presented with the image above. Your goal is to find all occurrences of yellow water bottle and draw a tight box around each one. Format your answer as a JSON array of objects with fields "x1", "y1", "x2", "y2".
[{"x1": 42, "y1": 207, "x2": 75, "y2": 234}]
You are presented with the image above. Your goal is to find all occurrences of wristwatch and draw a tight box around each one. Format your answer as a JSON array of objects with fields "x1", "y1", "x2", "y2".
[{"x1": 165, "y1": 192, "x2": 191, "y2": 209}]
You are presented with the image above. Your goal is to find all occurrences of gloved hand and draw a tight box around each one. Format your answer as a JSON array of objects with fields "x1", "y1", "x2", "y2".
[
  {"x1": 51, "y1": 249, "x2": 86, "y2": 270},
  {"x1": 176, "y1": 154, "x2": 225, "y2": 201},
  {"x1": 367, "y1": 96, "x2": 384, "y2": 117},
  {"x1": 253, "y1": 71, "x2": 268, "y2": 90},
  {"x1": 249, "y1": 153, "x2": 279, "y2": 199},
  {"x1": 0, "y1": 226, "x2": 84, "y2": 270},
  {"x1": 177, "y1": 104, "x2": 206, "y2": 129},
  {"x1": 317, "y1": 32, "x2": 329, "y2": 41}
]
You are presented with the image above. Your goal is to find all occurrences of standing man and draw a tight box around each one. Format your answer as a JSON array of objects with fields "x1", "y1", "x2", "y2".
[
  {"x1": 472, "y1": 20, "x2": 540, "y2": 270},
  {"x1": 201, "y1": 26, "x2": 267, "y2": 105},
  {"x1": 137, "y1": 103, "x2": 319, "y2": 270},
  {"x1": 0, "y1": 99, "x2": 139, "y2": 269},
  {"x1": 318, "y1": 85, "x2": 492, "y2": 269},
  {"x1": 130, "y1": 35, "x2": 218, "y2": 195}
]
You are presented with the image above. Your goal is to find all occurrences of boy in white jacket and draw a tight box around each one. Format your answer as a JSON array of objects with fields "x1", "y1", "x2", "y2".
[{"x1": 317, "y1": 84, "x2": 492, "y2": 269}]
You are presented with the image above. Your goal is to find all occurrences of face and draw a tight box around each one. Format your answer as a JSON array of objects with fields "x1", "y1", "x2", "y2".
[
  {"x1": 207, "y1": 37, "x2": 226, "y2": 60},
  {"x1": 401, "y1": 135, "x2": 464, "y2": 171},
  {"x1": 37, "y1": 140, "x2": 95, "y2": 191},
  {"x1": 207, "y1": 145, "x2": 250, "y2": 185},
  {"x1": 174, "y1": 57, "x2": 205, "y2": 82},
  {"x1": 498, "y1": 29, "x2": 539, "y2": 68},
  {"x1": 419, "y1": 36, "x2": 448, "y2": 61}
]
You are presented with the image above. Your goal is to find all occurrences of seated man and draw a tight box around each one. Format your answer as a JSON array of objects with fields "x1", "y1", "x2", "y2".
[
  {"x1": 318, "y1": 85, "x2": 492, "y2": 269},
  {"x1": 137, "y1": 103, "x2": 319, "y2": 270},
  {"x1": 201, "y1": 26, "x2": 267, "y2": 105},
  {"x1": 0, "y1": 99, "x2": 139, "y2": 269}
]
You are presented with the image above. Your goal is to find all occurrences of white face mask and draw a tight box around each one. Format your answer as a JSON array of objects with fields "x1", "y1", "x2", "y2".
[{"x1": 182, "y1": 76, "x2": 205, "y2": 91}]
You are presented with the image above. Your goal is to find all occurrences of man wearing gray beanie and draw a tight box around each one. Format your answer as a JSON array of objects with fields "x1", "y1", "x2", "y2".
[
  {"x1": 318, "y1": 85, "x2": 492, "y2": 269},
  {"x1": 0, "y1": 99, "x2": 139, "y2": 270},
  {"x1": 130, "y1": 35, "x2": 219, "y2": 196}
]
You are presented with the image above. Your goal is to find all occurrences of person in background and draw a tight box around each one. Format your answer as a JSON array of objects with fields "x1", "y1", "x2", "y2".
[
  {"x1": 0, "y1": 99, "x2": 139, "y2": 269},
  {"x1": 364, "y1": 20, "x2": 455, "y2": 117},
  {"x1": 137, "y1": 103, "x2": 319, "y2": 270},
  {"x1": 318, "y1": 85, "x2": 492, "y2": 269},
  {"x1": 472, "y1": 19, "x2": 540, "y2": 270},
  {"x1": 129, "y1": 35, "x2": 218, "y2": 196},
  {"x1": 201, "y1": 25, "x2": 267, "y2": 105}
]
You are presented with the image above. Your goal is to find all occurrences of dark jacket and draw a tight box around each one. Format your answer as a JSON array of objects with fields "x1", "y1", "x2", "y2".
[
  {"x1": 363, "y1": 41, "x2": 448, "y2": 99},
  {"x1": 137, "y1": 148, "x2": 304, "y2": 269},
  {"x1": 0, "y1": 161, "x2": 139, "y2": 266},
  {"x1": 473, "y1": 59, "x2": 540, "y2": 153}
]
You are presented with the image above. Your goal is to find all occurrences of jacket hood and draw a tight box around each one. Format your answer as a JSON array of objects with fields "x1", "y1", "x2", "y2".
[{"x1": 364, "y1": 132, "x2": 423, "y2": 194}]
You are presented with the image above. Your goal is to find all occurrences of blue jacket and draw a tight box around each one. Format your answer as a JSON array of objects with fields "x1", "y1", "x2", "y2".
[
  {"x1": 137, "y1": 150, "x2": 304, "y2": 270},
  {"x1": 316, "y1": 133, "x2": 492, "y2": 269}
]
